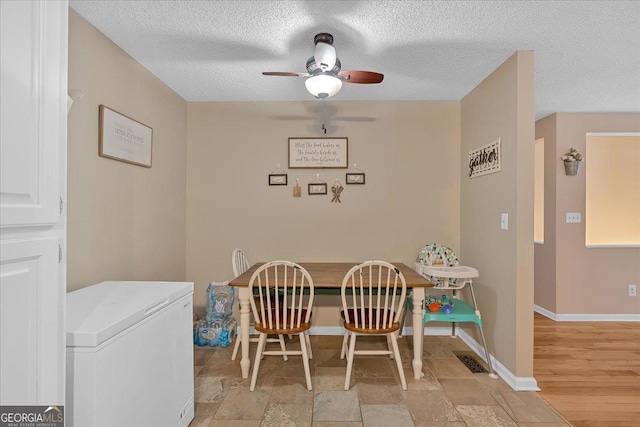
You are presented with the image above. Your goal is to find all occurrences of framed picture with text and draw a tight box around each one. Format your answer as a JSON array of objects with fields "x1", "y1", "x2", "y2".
[
  {"x1": 268, "y1": 174, "x2": 288, "y2": 185},
  {"x1": 289, "y1": 137, "x2": 348, "y2": 169},
  {"x1": 345, "y1": 173, "x2": 365, "y2": 184},
  {"x1": 99, "y1": 105, "x2": 153, "y2": 168},
  {"x1": 308, "y1": 183, "x2": 328, "y2": 195}
]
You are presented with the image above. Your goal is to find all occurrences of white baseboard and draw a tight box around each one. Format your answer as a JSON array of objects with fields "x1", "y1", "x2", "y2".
[
  {"x1": 456, "y1": 329, "x2": 539, "y2": 391},
  {"x1": 533, "y1": 305, "x2": 557, "y2": 320},
  {"x1": 308, "y1": 326, "x2": 344, "y2": 335},
  {"x1": 309, "y1": 326, "x2": 470, "y2": 336},
  {"x1": 534, "y1": 305, "x2": 640, "y2": 321}
]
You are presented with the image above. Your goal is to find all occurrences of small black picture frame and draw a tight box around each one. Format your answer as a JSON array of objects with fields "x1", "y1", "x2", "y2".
[
  {"x1": 268, "y1": 174, "x2": 288, "y2": 186},
  {"x1": 308, "y1": 183, "x2": 328, "y2": 195},
  {"x1": 345, "y1": 173, "x2": 366, "y2": 185}
]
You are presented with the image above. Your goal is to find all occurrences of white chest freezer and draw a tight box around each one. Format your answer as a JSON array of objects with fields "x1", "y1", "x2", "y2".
[{"x1": 66, "y1": 281, "x2": 194, "y2": 427}]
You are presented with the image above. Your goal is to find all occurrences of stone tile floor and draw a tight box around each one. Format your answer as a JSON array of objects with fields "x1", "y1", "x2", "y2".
[{"x1": 191, "y1": 335, "x2": 572, "y2": 427}]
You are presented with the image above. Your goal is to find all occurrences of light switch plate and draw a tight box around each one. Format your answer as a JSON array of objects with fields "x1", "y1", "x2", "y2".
[
  {"x1": 501, "y1": 213, "x2": 508, "y2": 230},
  {"x1": 566, "y1": 212, "x2": 581, "y2": 223}
]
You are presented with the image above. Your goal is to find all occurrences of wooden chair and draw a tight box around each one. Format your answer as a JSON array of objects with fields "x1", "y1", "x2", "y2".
[
  {"x1": 340, "y1": 260, "x2": 407, "y2": 390},
  {"x1": 230, "y1": 249, "x2": 288, "y2": 362},
  {"x1": 249, "y1": 260, "x2": 315, "y2": 391}
]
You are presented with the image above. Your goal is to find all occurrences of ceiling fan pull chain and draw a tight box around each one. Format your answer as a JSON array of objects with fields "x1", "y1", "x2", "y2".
[{"x1": 322, "y1": 99, "x2": 327, "y2": 134}]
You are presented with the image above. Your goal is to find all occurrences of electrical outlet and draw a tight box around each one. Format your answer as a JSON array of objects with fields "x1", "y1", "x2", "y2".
[
  {"x1": 501, "y1": 213, "x2": 508, "y2": 230},
  {"x1": 629, "y1": 284, "x2": 637, "y2": 297},
  {"x1": 566, "y1": 212, "x2": 581, "y2": 223}
]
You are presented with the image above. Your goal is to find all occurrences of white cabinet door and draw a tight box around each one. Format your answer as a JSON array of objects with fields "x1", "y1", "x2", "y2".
[
  {"x1": 0, "y1": 0, "x2": 65, "y2": 227},
  {"x1": 0, "y1": 238, "x2": 62, "y2": 404},
  {"x1": 0, "y1": 0, "x2": 67, "y2": 406}
]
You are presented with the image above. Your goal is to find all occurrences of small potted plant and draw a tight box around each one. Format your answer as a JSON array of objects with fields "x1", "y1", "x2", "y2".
[{"x1": 562, "y1": 147, "x2": 583, "y2": 176}]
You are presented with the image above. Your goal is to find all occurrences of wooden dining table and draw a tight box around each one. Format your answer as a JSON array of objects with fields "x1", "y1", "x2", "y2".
[{"x1": 229, "y1": 262, "x2": 433, "y2": 380}]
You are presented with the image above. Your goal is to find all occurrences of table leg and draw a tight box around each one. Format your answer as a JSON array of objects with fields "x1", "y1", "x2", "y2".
[
  {"x1": 238, "y1": 287, "x2": 251, "y2": 378},
  {"x1": 411, "y1": 287, "x2": 425, "y2": 379}
]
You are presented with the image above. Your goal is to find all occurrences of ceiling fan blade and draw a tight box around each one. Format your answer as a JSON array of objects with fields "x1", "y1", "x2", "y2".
[
  {"x1": 262, "y1": 72, "x2": 309, "y2": 77},
  {"x1": 338, "y1": 70, "x2": 384, "y2": 84}
]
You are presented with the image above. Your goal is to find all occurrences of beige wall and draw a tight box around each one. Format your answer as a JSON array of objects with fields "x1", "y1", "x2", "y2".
[
  {"x1": 534, "y1": 115, "x2": 558, "y2": 312},
  {"x1": 67, "y1": 9, "x2": 188, "y2": 291},
  {"x1": 461, "y1": 51, "x2": 535, "y2": 378},
  {"x1": 186, "y1": 101, "x2": 461, "y2": 319},
  {"x1": 535, "y1": 113, "x2": 640, "y2": 315}
]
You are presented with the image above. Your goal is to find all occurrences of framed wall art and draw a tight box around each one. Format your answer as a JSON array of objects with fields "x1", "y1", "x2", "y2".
[
  {"x1": 345, "y1": 173, "x2": 365, "y2": 184},
  {"x1": 468, "y1": 138, "x2": 501, "y2": 178},
  {"x1": 345, "y1": 164, "x2": 365, "y2": 184},
  {"x1": 99, "y1": 105, "x2": 153, "y2": 168},
  {"x1": 268, "y1": 174, "x2": 288, "y2": 185},
  {"x1": 288, "y1": 137, "x2": 348, "y2": 169},
  {"x1": 308, "y1": 183, "x2": 328, "y2": 195}
]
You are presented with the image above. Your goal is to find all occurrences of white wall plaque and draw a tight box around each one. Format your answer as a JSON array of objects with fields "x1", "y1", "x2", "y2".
[{"x1": 468, "y1": 138, "x2": 501, "y2": 178}]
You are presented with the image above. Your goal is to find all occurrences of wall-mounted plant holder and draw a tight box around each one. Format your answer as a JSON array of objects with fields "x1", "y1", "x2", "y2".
[
  {"x1": 563, "y1": 160, "x2": 581, "y2": 176},
  {"x1": 561, "y1": 148, "x2": 583, "y2": 176}
]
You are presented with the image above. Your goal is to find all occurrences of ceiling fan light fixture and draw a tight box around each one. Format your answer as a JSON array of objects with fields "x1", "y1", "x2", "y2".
[
  {"x1": 305, "y1": 74, "x2": 342, "y2": 98},
  {"x1": 314, "y1": 42, "x2": 336, "y2": 71}
]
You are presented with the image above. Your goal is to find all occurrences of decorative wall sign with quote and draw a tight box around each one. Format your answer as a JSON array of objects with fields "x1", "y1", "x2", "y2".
[
  {"x1": 288, "y1": 137, "x2": 348, "y2": 169},
  {"x1": 99, "y1": 105, "x2": 153, "y2": 168},
  {"x1": 308, "y1": 173, "x2": 327, "y2": 195},
  {"x1": 345, "y1": 163, "x2": 365, "y2": 184},
  {"x1": 468, "y1": 138, "x2": 501, "y2": 178},
  {"x1": 308, "y1": 183, "x2": 327, "y2": 195},
  {"x1": 346, "y1": 173, "x2": 365, "y2": 184},
  {"x1": 268, "y1": 174, "x2": 287, "y2": 185},
  {"x1": 268, "y1": 164, "x2": 288, "y2": 185}
]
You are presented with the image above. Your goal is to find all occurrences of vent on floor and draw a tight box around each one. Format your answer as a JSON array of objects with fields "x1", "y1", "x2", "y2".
[{"x1": 456, "y1": 354, "x2": 488, "y2": 373}]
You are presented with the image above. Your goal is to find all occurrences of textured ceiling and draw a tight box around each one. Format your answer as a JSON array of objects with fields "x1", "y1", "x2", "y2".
[{"x1": 69, "y1": 1, "x2": 640, "y2": 119}]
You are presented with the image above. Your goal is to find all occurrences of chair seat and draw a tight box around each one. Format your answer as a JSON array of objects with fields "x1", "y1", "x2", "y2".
[
  {"x1": 341, "y1": 309, "x2": 400, "y2": 334},
  {"x1": 254, "y1": 308, "x2": 312, "y2": 334}
]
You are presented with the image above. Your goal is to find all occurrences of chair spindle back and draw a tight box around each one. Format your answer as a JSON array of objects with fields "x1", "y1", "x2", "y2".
[
  {"x1": 341, "y1": 260, "x2": 407, "y2": 331},
  {"x1": 249, "y1": 261, "x2": 314, "y2": 332},
  {"x1": 232, "y1": 248, "x2": 250, "y2": 278}
]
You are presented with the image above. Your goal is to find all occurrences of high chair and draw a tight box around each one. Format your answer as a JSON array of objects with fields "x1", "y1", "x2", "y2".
[{"x1": 411, "y1": 244, "x2": 497, "y2": 378}]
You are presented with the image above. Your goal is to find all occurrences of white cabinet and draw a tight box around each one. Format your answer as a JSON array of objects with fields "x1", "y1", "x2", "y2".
[
  {"x1": 0, "y1": 0, "x2": 67, "y2": 406},
  {"x1": 0, "y1": 0, "x2": 66, "y2": 227},
  {"x1": 0, "y1": 238, "x2": 62, "y2": 404}
]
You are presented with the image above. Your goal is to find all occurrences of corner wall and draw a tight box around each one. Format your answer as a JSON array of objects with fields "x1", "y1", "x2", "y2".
[
  {"x1": 461, "y1": 51, "x2": 535, "y2": 382},
  {"x1": 536, "y1": 113, "x2": 640, "y2": 316},
  {"x1": 67, "y1": 9, "x2": 188, "y2": 290},
  {"x1": 186, "y1": 101, "x2": 461, "y2": 321}
]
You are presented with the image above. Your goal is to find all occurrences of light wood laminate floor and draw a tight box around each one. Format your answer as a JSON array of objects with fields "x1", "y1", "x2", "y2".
[
  {"x1": 534, "y1": 312, "x2": 640, "y2": 427},
  {"x1": 191, "y1": 334, "x2": 570, "y2": 426}
]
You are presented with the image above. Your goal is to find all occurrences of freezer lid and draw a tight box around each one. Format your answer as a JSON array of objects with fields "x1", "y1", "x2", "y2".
[{"x1": 66, "y1": 281, "x2": 193, "y2": 348}]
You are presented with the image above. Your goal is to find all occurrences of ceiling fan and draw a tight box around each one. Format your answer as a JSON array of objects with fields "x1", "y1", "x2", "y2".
[{"x1": 262, "y1": 33, "x2": 384, "y2": 99}]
